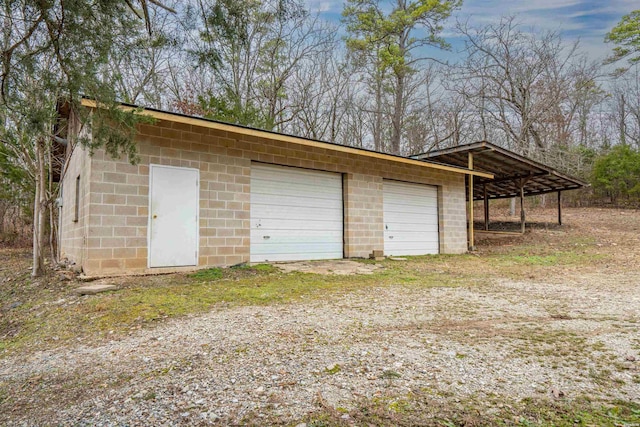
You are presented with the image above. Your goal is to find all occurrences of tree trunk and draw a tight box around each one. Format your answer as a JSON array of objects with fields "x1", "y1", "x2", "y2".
[
  {"x1": 48, "y1": 141, "x2": 57, "y2": 264},
  {"x1": 391, "y1": 71, "x2": 404, "y2": 154},
  {"x1": 0, "y1": 202, "x2": 6, "y2": 235},
  {"x1": 373, "y1": 77, "x2": 383, "y2": 152},
  {"x1": 619, "y1": 94, "x2": 626, "y2": 145},
  {"x1": 32, "y1": 138, "x2": 47, "y2": 277}
]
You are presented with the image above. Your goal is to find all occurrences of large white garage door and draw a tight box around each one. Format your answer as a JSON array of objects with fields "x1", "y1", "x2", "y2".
[
  {"x1": 383, "y1": 180, "x2": 439, "y2": 256},
  {"x1": 250, "y1": 163, "x2": 343, "y2": 262}
]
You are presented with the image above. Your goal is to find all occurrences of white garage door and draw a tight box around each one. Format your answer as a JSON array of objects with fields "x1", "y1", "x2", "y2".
[
  {"x1": 383, "y1": 180, "x2": 439, "y2": 256},
  {"x1": 250, "y1": 163, "x2": 343, "y2": 262}
]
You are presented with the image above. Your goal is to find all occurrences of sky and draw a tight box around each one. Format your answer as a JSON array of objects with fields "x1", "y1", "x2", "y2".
[{"x1": 305, "y1": 0, "x2": 637, "y2": 63}]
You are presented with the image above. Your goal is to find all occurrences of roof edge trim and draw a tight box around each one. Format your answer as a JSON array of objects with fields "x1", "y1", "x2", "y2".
[{"x1": 81, "y1": 98, "x2": 494, "y2": 179}]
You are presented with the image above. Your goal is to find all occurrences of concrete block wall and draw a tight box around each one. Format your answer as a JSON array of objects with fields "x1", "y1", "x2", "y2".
[
  {"x1": 343, "y1": 173, "x2": 384, "y2": 258},
  {"x1": 59, "y1": 130, "x2": 92, "y2": 268},
  {"x1": 63, "y1": 118, "x2": 467, "y2": 276}
]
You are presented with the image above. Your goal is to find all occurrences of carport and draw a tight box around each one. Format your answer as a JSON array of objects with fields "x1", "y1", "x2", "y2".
[{"x1": 412, "y1": 141, "x2": 588, "y2": 249}]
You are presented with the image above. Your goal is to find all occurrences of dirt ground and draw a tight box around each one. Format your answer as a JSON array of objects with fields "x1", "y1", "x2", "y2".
[{"x1": 1, "y1": 207, "x2": 639, "y2": 426}]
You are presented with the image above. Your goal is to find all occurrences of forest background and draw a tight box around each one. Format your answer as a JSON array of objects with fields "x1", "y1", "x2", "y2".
[{"x1": 1, "y1": 0, "x2": 639, "y2": 274}]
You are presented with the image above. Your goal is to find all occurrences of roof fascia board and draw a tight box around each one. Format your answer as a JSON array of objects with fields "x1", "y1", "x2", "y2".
[
  {"x1": 81, "y1": 99, "x2": 493, "y2": 179},
  {"x1": 411, "y1": 141, "x2": 488, "y2": 159}
]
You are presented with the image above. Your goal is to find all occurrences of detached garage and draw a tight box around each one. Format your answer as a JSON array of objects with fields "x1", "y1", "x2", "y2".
[{"x1": 57, "y1": 100, "x2": 491, "y2": 276}]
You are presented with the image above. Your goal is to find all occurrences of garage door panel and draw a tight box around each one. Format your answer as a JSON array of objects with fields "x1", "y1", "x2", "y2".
[
  {"x1": 251, "y1": 182, "x2": 341, "y2": 200},
  {"x1": 386, "y1": 222, "x2": 439, "y2": 233},
  {"x1": 252, "y1": 173, "x2": 340, "y2": 188},
  {"x1": 384, "y1": 184, "x2": 437, "y2": 198},
  {"x1": 252, "y1": 220, "x2": 343, "y2": 231},
  {"x1": 251, "y1": 252, "x2": 341, "y2": 262},
  {"x1": 385, "y1": 246, "x2": 438, "y2": 256},
  {"x1": 387, "y1": 232, "x2": 439, "y2": 243},
  {"x1": 385, "y1": 211, "x2": 438, "y2": 222},
  {"x1": 251, "y1": 229, "x2": 343, "y2": 240},
  {"x1": 383, "y1": 180, "x2": 439, "y2": 256},
  {"x1": 251, "y1": 164, "x2": 343, "y2": 262},
  {"x1": 384, "y1": 200, "x2": 437, "y2": 212},
  {"x1": 251, "y1": 242, "x2": 343, "y2": 255},
  {"x1": 252, "y1": 165, "x2": 340, "y2": 183},
  {"x1": 251, "y1": 195, "x2": 342, "y2": 210},
  {"x1": 250, "y1": 203, "x2": 342, "y2": 220},
  {"x1": 384, "y1": 189, "x2": 437, "y2": 199},
  {"x1": 383, "y1": 201, "x2": 438, "y2": 213},
  {"x1": 385, "y1": 214, "x2": 438, "y2": 226}
]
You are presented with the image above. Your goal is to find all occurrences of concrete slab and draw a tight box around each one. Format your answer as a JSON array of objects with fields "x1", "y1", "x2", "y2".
[
  {"x1": 274, "y1": 260, "x2": 383, "y2": 275},
  {"x1": 74, "y1": 284, "x2": 118, "y2": 295}
]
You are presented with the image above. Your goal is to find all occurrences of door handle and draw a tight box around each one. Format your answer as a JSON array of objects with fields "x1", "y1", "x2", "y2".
[
  {"x1": 153, "y1": 214, "x2": 158, "y2": 219},
  {"x1": 263, "y1": 235, "x2": 271, "y2": 239}
]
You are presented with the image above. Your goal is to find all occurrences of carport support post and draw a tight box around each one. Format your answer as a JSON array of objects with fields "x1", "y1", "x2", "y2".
[
  {"x1": 468, "y1": 153, "x2": 475, "y2": 250},
  {"x1": 519, "y1": 180, "x2": 526, "y2": 234},
  {"x1": 558, "y1": 191, "x2": 562, "y2": 225},
  {"x1": 483, "y1": 183, "x2": 489, "y2": 231}
]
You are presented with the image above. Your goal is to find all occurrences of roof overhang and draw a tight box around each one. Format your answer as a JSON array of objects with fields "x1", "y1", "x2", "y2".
[
  {"x1": 412, "y1": 141, "x2": 588, "y2": 200},
  {"x1": 81, "y1": 98, "x2": 493, "y2": 179}
]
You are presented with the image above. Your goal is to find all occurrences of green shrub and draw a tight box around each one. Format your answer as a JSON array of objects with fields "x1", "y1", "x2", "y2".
[{"x1": 592, "y1": 144, "x2": 640, "y2": 203}]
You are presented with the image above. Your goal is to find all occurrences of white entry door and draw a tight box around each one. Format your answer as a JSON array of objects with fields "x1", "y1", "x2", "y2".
[
  {"x1": 383, "y1": 180, "x2": 439, "y2": 256},
  {"x1": 250, "y1": 163, "x2": 343, "y2": 262},
  {"x1": 148, "y1": 165, "x2": 199, "y2": 267}
]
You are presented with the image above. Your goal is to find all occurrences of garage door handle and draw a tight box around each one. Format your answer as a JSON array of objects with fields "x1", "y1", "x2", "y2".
[
  {"x1": 389, "y1": 236, "x2": 394, "y2": 239},
  {"x1": 263, "y1": 235, "x2": 271, "y2": 240}
]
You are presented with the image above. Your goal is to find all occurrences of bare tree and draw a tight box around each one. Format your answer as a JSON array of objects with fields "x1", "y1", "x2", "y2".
[
  {"x1": 454, "y1": 16, "x2": 606, "y2": 169},
  {"x1": 287, "y1": 50, "x2": 355, "y2": 141},
  {"x1": 609, "y1": 68, "x2": 640, "y2": 147},
  {"x1": 191, "y1": 0, "x2": 335, "y2": 130}
]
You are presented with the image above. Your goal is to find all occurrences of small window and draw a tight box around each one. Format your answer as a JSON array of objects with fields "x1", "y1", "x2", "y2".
[{"x1": 73, "y1": 175, "x2": 80, "y2": 222}]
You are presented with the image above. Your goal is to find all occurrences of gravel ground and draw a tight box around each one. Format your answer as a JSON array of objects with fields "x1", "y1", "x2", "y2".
[
  {"x1": 2, "y1": 272, "x2": 639, "y2": 425},
  {"x1": 1, "y1": 207, "x2": 640, "y2": 425}
]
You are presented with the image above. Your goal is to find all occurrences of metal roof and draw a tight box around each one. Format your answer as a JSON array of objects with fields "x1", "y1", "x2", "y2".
[{"x1": 412, "y1": 141, "x2": 588, "y2": 200}]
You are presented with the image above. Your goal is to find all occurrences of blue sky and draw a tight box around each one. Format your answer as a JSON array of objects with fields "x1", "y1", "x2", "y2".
[{"x1": 306, "y1": 0, "x2": 637, "y2": 63}]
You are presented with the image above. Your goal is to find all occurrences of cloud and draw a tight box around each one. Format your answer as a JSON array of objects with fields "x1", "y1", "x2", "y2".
[
  {"x1": 306, "y1": 0, "x2": 342, "y2": 14},
  {"x1": 437, "y1": 0, "x2": 637, "y2": 61},
  {"x1": 307, "y1": 0, "x2": 637, "y2": 63}
]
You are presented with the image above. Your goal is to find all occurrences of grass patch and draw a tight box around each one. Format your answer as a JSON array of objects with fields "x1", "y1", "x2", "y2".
[
  {"x1": 188, "y1": 267, "x2": 223, "y2": 280},
  {"x1": 493, "y1": 251, "x2": 605, "y2": 267},
  {"x1": 325, "y1": 364, "x2": 341, "y2": 375},
  {"x1": 379, "y1": 370, "x2": 402, "y2": 379},
  {"x1": 246, "y1": 263, "x2": 276, "y2": 272},
  {"x1": 296, "y1": 392, "x2": 640, "y2": 427},
  {"x1": 0, "y1": 257, "x2": 472, "y2": 354}
]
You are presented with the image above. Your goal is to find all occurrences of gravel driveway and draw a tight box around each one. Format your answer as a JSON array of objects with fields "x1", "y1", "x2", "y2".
[{"x1": 2, "y1": 267, "x2": 639, "y2": 425}]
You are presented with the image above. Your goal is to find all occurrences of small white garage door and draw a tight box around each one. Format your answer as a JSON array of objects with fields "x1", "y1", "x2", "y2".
[
  {"x1": 250, "y1": 163, "x2": 343, "y2": 262},
  {"x1": 383, "y1": 180, "x2": 439, "y2": 256}
]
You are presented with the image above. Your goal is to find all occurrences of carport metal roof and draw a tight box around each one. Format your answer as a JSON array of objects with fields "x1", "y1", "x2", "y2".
[{"x1": 412, "y1": 141, "x2": 588, "y2": 200}]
